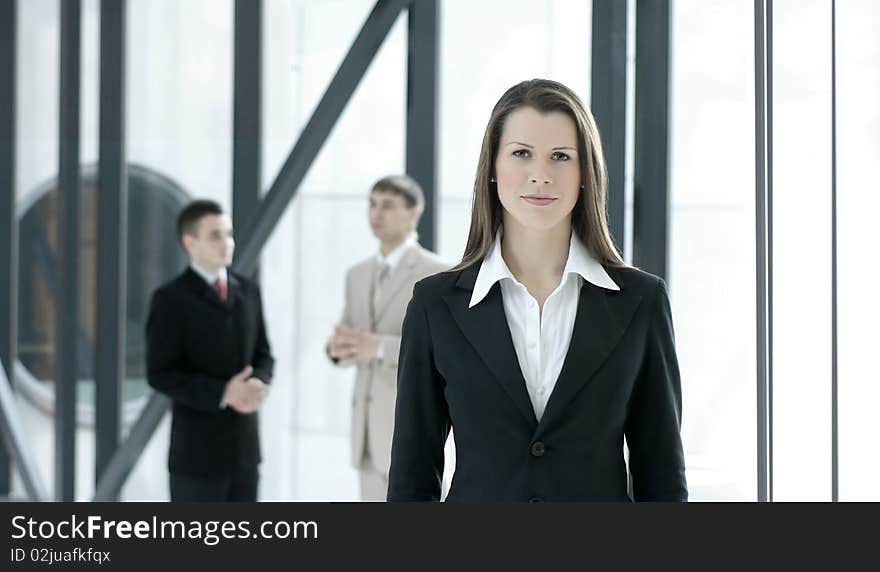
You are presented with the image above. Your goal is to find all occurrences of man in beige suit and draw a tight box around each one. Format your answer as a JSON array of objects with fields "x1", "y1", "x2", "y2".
[{"x1": 327, "y1": 175, "x2": 449, "y2": 501}]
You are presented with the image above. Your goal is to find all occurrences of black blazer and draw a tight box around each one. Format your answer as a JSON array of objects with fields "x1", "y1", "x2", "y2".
[
  {"x1": 146, "y1": 268, "x2": 274, "y2": 477},
  {"x1": 387, "y1": 264, "x2": 686, "y2": 502}
]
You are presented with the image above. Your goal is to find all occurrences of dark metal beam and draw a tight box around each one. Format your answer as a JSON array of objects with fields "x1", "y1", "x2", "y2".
[
  {"x1": 754, "y1": 0, "x2": 774, "y2": 503},
  {"x1": 56, "y1": 0, "x2": 81, "y2": 501},
  {"x1": 591, "y1": 0, "x2": 628, "y2": 256},
  {"x1": 93, "y1": 393, "x2": 169, "y2": 501},
  {"x1": 830, "y1": 0, "x2": 838, "y2": 503},
  {"x1": 406, "y1": 0, "x2": 438, "y2": 251},
  {"x1": 95, "y1": 0, "x2": 127, "y2": 494},
  {"x1": 0, "y1": 0, "x2": 17, "y2": 496},
  {"x1": 94, "y1": 0, "x2": 408, "y2": 500},
  {"x1": 0, "y1": 360, "x2": 49, "y2": 501},
  {"x1": 233, "y1": 0, "x2": 262, "y2": 268},
  {"x1": 632, "y1": 0, "x2": 671, "y2": 281},
  {"x1": 234, "y1": 0, "x2": 408, "y2": 275}
]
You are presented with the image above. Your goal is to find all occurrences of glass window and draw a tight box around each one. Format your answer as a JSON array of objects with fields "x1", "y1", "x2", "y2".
[
  {"x1": 836, "y1": 0, "x2": 880, "y2": 501},
  {"x1": 669, "y1": 0, "x2": 757, "y2": 500},
  {"x1": 16, "y1": 166, "x2": 189, "y2": 409},
  {"x1": 771, "y1": 0, "x2": 833, "y2": 501}
]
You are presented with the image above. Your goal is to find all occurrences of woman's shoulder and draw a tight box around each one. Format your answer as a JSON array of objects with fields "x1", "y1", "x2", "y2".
[
  {"x1": 412, "y1": 267, "x2": 466, "y2": 298},
  {"x1": 604, "y1": 264, "x2": 664, "y2": 297}
]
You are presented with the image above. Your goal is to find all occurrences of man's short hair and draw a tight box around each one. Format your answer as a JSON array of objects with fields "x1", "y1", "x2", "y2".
[
  {"x1": 371, "y1": 175, "x2": 424, "y2": 209},
  {"x1": 176, "y1": 199, "x2": 224, "y2": 243}
]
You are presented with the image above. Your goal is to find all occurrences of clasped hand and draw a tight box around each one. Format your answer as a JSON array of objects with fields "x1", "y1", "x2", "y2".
[
  {"x1": 223, "y1": 365, "x2": 266, "y2": 414},
  {"x1": 327, "y1": 325, "x2": 380, "y2": 365}
]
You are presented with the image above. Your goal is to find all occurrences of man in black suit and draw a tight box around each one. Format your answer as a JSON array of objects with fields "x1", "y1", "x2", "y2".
[{"x1": 146, "y1": 200, "x2": 274, "y2": 502}]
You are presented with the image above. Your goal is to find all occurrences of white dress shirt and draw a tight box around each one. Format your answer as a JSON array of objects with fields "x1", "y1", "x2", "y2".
[
  {"x1": 189, "y1": 263, "x2": 228, "y2": 288},
  {"x1": 469, "y1": 230, "x2": 620, "y2": 421},
  {"x1": 374, "y1": 235, "x2": 416, "y2": 284}
]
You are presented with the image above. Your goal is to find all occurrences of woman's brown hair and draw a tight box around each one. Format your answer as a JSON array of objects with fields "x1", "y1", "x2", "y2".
[{"x1": 453, "y1": 78, "x2": 625, "y2": 271}]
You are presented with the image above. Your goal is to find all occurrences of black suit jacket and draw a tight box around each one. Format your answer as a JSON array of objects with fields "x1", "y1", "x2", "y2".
[
  {"x1": 146, "y1": 268, "x2": 274, "y2": 477},
  {"x1": 387, "y1": 264, "x2": 687, "y2": 502}
]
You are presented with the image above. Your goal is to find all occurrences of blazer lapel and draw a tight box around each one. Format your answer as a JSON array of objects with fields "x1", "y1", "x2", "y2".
[
  {"x1": 373, "y1": 247, "x2": 418, "y2": 323},
  {"x1": 357, "y1": 259, "x2": 377, "y2": 327},
  {"x1": 538, "y1": 280, "x2": 643, "y2": 429},
  {"x1": 227, "y1": 273, "x2": 243, "y2": 309},
  {"x1": 443, "y1": 267, "x2": 538, "y2": 428},
  {"x1": 227, "y1": 273, "x2": 248, "y2": 362}
]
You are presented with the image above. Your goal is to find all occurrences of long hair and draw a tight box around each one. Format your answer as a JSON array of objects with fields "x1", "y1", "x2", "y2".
[{"x1": 453, "y1": 79, "x2": 625, "y2": 271}]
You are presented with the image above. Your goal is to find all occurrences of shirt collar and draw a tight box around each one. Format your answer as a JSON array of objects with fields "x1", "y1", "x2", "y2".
[
  {"x1": 376, "y1": 235, "x2": 416, "y2": 271},
  {"x1": 190, "y1": 262, "x2": 228, "y2": 286},
  {"x1": 468, "y1": 229, "x2": 619, "y2": 308}
]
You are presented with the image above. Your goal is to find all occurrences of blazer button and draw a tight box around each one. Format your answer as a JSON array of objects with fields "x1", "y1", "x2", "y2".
[
  {"x1": 529, "y1": 496, "x2": 544, "y2": 503},
  {"x1": 530, "y1": 441, "x2": 546, "y2": 457}
]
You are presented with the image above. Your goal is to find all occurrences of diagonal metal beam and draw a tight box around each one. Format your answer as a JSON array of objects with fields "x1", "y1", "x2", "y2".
[
  {"x1": 233, "y1": 0, "x2": 409, "y2": 275},
  {"x1": 0, "y1": 360, "x2": 49, "y2": 501},
  {"x1": 93, "y1": 392, "x2": 169, "y2": 501},
  {"x1": 93, "y1": 0, "x2": 408, "y2": 500}
]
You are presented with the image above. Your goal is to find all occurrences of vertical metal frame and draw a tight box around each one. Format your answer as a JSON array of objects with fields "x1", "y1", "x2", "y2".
[
  {"x1": 95, "y1": 0, "x2": 412, "y2": 499},
  {"x1": 95, "y1": 0, "x2": 127, "y2": 493},
  {"x1": 754, "y1": 0, "x2": 774, "y2": 503},
  {"x1": 0, "y1": 0, "x2": 17, "y2": 497},
  {"x1": 632, "y1": 0, "x2": 671, "y2": 281},
  {"x1": 0, "y1": 0, "x2": 47, "y2": 500},
  {"x1": 233, "y1": 0, "x2": 262, "y2": 261},
  {"x1": 56, "y1": 0, "x2": 81, "y2": 501},
  {"x1": 830, "y1": 0, "x2": 838, "y2": 503},
  {"x1": 591, "y1": 0, "x2": 628, "y2": 256},
  {"x1": 406, "y1": 0, "x2": 438, "y2": 251},
  {"x1": 234, "y1": 0, "x2": 409, "y2": 274}
]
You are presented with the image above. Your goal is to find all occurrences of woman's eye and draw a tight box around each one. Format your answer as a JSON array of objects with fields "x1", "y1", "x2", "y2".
[
  {"x1": 551, "y1": 152, "x2": 571, "y2": 161},
  {"x1": 512, "y1": 149, "x2": 530, "y2": 158}
]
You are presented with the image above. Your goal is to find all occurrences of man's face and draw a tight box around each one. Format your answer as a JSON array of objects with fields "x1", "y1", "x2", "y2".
[
  {"x1": 183, "y1": 214, "x2": 234, "y2": 272},
  {"x1": 368, "y1": 189, "x2": 419, "y2": 245}
]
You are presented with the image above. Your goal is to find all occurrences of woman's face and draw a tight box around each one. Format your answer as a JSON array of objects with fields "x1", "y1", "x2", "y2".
[{"x1": 493, "y1": 106, "x2": 581, "y2": 233}]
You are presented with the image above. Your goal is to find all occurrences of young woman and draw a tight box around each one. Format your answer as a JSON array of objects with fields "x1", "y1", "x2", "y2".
[{"x1": 387, "y1": 79, "x2": 687, "y2": 502}]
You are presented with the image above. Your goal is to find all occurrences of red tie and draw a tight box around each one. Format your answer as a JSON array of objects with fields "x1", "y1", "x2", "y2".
[{"x1": 214, "y1": 278, "x2": 228, "y2": 302}]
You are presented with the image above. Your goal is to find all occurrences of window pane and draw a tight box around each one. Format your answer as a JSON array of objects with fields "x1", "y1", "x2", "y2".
[
  {"x1": 836, "y1": 0, "x2": 880, "y2": 501},
  {"x1": 669, "y1": 0, "x2": 757, "y2": 500},
  {"x1": 772, "y1": 0, "x2": 833, "y2": 501}
]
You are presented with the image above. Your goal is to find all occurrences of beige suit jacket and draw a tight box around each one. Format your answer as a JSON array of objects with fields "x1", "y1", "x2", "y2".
[{"x1": 337, "y1": 244, "x2": 450, "y2": 476}]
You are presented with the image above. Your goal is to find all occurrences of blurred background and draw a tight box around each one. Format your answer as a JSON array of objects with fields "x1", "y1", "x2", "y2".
[{"x1": 0, "y1": 0, "x2": 877, "y2": 502}]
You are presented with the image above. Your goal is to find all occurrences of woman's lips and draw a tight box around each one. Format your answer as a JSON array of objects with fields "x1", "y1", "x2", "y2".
[{"x1": 521, "y1": 196, "x2": 557, "y2": 206}]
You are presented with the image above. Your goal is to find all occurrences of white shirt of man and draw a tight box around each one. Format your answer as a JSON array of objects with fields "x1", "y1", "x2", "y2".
[
  {"x1": 189, "y1": 263, "x2": 227, "y2": 288},
  {"x1": 374, "y1": 235, "x2": 416, "y2": 284},
  {"x1": 468, "y1": 230, "x2": 620, "y2": 421}
]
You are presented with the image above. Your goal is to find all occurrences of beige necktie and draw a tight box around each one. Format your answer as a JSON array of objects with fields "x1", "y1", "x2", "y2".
[{"x1": 371, "y1": 262, "x2": 391, "y2": 324}]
